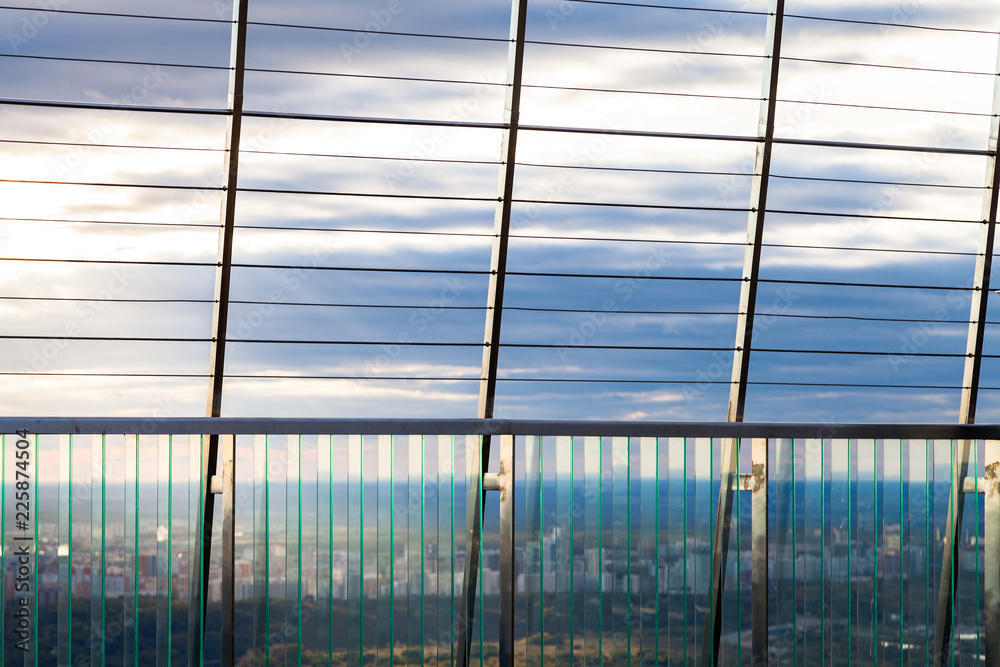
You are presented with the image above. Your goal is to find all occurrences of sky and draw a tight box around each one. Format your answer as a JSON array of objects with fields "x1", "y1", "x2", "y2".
[{"x1": 2, "y1": 0, "x2": 1000, "y2": 422}]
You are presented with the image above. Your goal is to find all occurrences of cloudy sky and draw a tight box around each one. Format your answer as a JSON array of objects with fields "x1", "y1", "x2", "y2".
[{"x1": 2, "y1": 0, "x2": 1000, "y2": 422}]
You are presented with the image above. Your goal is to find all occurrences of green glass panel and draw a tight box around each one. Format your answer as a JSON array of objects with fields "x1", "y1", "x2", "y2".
[
  {"x1": 315, "y1": 434, "x2": 332, "y2": 664},
  {"x1": 439, "y1": 434, "x2": 457, "y2": 667},
  {"x1": 552, "y1": 436, "x2": 573, "y2": 667},
  {"x1": 58, "y1": 435, "x2": 71, "y2": 667},
  {"x1": 301, "y1": 434, "x2": 319, "y2": 663},
  {"x1": 284, "y1": 435, "x2": 301, "y2": 667},
  {"x1": 38, "y1": 434, "x2": 61, "y2": 667},
  {"x1": 124, "y1": 434, "x2": 139, "y2": 667},
  {"x1": 524, "y1": 435, "x2": 542, "y2": 667},
  {"x1": 103, "y1": 434, "x2": 127, "y2": 667},
  {"x1": 252, "y1": 433, "x2": 269, "y2": 665},
  {"x1": 347, "y1": 433, "x2": 363, "y2": 667},
  {"x1": 155, "y1": 434, "x2": 171, "y2": 667},
  {"x1": 72, "y1": 434, "x2": 93, "y2": 666},
  {"x1": 406, "y1": 434, "x2": 424, "y2": 667},
  {"x1": 363, "y1": 434, "x2": 379, "y2": 667},
  {"x1": 579, "y1": 436, "x2": 600, "y2": 667},
  {"x1": 232, "y1": 434, "x2": 254, "y2": 664},
  {"x1": 802, "y1": 438, "x2": 825, "y2": 663}
]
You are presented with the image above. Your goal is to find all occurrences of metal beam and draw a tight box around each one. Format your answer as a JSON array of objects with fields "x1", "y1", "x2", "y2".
[
  {"x1": 194, "y1": 2, "x2": 248, "y2": 664},
  {"x1": 477, "y1": 0, "x2": 528, "y2": 422},
  {"x1": 729, "y1": 0, "x2": 784, "y2": 423},
  {"x1": 457, "y1": 1, "x2": 527, "y2": 665},
  {"x1": 985, "y1": 440, "x2": 999, "y2": 667},
  {"x1": 703, "y1": 2, "x2": 784, "y2": 663},
  {"x1": 933, "y1": 33, "x2": 1000, "y2": 664}
]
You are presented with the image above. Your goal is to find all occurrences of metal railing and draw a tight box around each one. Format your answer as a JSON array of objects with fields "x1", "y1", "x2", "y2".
[{"x1": 0, "y1": 418, "x2": 997, "y2": 666}]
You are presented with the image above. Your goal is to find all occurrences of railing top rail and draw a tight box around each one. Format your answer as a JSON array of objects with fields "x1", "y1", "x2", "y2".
[{"x1": 2, "y1": 417, "x2": 1000, "y2": 439}]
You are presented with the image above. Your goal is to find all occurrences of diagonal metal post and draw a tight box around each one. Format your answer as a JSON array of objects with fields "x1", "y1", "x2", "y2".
[
  {"x1": 457, "y1": 1, "x2": 527, "y2": 665},
  {"x1": 932, "y1": 33, "x2": 1000, "y2": 666},
  {"x1": 702, "y1": 2, "x2": 784, "y2": 664},
  {"x1": 192, "y1": 2, "x2": 248, "y2": 665}
]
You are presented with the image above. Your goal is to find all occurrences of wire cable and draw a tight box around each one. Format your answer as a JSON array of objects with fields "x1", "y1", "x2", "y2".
[
  {"x1": 0, "y1": 216, "x2": 218, "y2": 230},
  {"x1": 784, "y1": 12, "x2": 1000, "y2": 35},
  {"x1": 0, "y1": 138, "x2": 222, "y2": 153},
  {"x1": 561, "y1": 0, "x2": 767, "y2": 17},
  {"x1": 248, "y1": 19, "x2": 506, "y2": 43},
  {"x1": 0, "y1": 5, "x2": 231, "y2": 23},
  {"x1": 781, "y1": 55, "x2": 995, "y2": 78},
  {"x1": 0, "y1": 52, "x2": 228, "y2": 71},
  {"x1": 0, "y1": 178, "x2": 223, "y2": 191}
]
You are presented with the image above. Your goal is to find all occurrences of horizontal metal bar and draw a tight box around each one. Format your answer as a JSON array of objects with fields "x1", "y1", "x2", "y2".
[
  {"x1": 5, "y1": 418, "x2": 1000, "y2": 439},
  {"x1": 0, "y1": 98, "x2": 229, "y2": 115},
  {"x1": 243, "y1": 110, "x2": 505, "y2": 130},
  {"x1": 772, "y1": 136, "x2": 993, "y2": 157}
]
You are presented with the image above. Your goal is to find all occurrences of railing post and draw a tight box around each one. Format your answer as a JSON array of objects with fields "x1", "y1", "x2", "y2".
[
  {"x1": 985, "y1": 440, "x2": 999, "y2": 667},
  {"x1": 751, "y1": 438, "x2": 769, "y2": 667},
  {"x1": 706, "y1": 0, "x2": 784, "y2": 661},
  {"x1": 496, "y1": 435, "x2": 515, "y2": 667},
  {"x1": 221, "y1": 437, "x2": 236, "y2": 667},
  {"x1": 197, "y1": 0, "x2": 249, "y2": 663}
]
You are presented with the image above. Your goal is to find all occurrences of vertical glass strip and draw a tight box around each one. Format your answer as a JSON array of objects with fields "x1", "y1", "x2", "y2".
[
  {"x1": 422, "y1": 434, "x2": 437, "y2": 667},
  {"x1": 689, "y1": 437, "x2": 709, "y2": 660},
  {"x1": 252, "y1": 434, "x2": 269, "y2": 666},
  {"x1": 73, "y1": 434, "x2": 93, "y2": 667},
  {"x1": 407, "y1": 434, "x2": 424, "y2": 667},
  {"x1": 828, "y1": 438, "x2": 849, "y2": 666},
  {"x1": 636, "y1": 437, "x2": 656, "y2": 667},
  {"x1": 57, "y1": 435, "x2": 71, "y2": 667},
  {"x1": 554, "y1": 436, "x2": 573, "y2": 666},
  {"x1": 906, "y1": 439, "x2": 927, "y2": 667},
  {"x1": 580, "y1": 437, "x2": 599, "y2": 667},
  {"x1": 524, "y1": 435, "x2": 543, "y2": 667},
  {"x1": 172, "y1": 435, "x2": 190, "y2": 667},
  {"x1": 330, "y1": 433, "x2": 350, "y2": 664},
  {"x1": 392, "y1": 435, "x2": 407, "y2": 667},
  {"x1": 514, "y1": 434, "x2": 526, "y2": 667},
  {"x1": 155, "y1": 434, "x2": 171, "y2": 667},
  {"x1": 434, "y1": 435, "x2": 451, "y2": 667},
  {"x1": 232, "y1": 434, "x2": 253, "y2": 664},
  {"x1": 281, "y1": 435, "x2": 299, "y2": 666},
  {"x1": 90, "y1": 434, "x2": 105, "y2": 667},
  {"x1": 883, "y1": 439, "x2": 902, "y2": 665},
  {"x1": 609, "y1": 436, "x2": 628, "y2": 667},
  {"x1": 272, "y1": 433, "x2": 288, "y2": 661},
  {"x1": 347, "y1": 433, "x2": 364, "y2": 667},
  {"x1": 103, "y1": 435, "x2": 126, "y2": 667},
  {"x1": 191, "y1": 434, "x2": 204, "y2": 667},
  {"x1": 854, "y1": 438, "x2": 876, "y2": 663},
  {"x1": 38, "y1": 434, "x2": 61, "y2": 667},
  {"x1": 316, "y1": 434, "x2": 332, "y2": 666},
  {"x1": 376, "y1": 434, "x2": 392, "y2": 667},
  {"x1": 803, "y1": 439, "x2": 824, "y2": 662},
  {"x1": 124, "y1": 434, "x2": 138, "y2": 667},
  {"x1": 301, "y1": 434, "x2": 318, "y2": 665}
]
